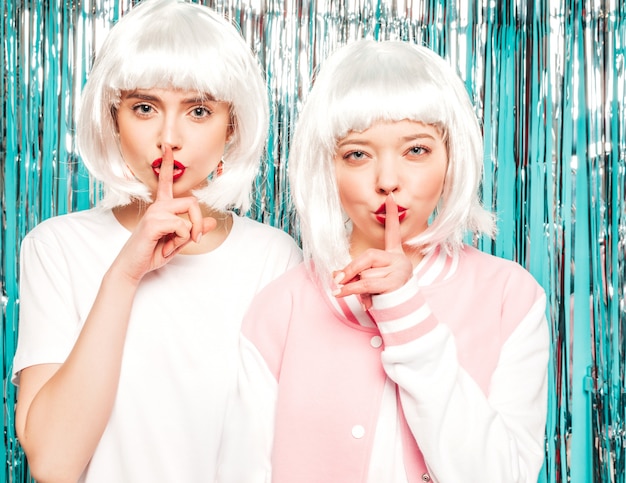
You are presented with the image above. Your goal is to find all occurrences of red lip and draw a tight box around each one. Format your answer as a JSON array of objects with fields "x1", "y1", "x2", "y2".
[
  {"x1": 375, "y1": 203, "x2": 407, "y2": 225},
  {"x1": 151, "y1": 158, "x2": 186, "y2": 181}
]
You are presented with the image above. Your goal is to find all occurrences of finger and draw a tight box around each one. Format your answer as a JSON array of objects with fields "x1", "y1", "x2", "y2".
[
  {"x1": 334, "y1": 276, "x2": 384, "y2": 298},
  {"x1": 161, "y1": 218, "x2": 216, "y2": 257},
  {"x1": 161, "y1": 236, "x2": 177, "y2": 259},
  {"x1": 186, "y1": 202, "x2": 205, "y2": 243},
  {"x1": 186, "y1": 204, "x2": 218, "y2": 243},
  {"x1": 333, "y1": 248, "x2": 393, "y2": 286},
  {"x1": 156, "y1": 144, "x2": 174, "y2": 201},
  {"x1": 335, "y1": 274, "x2": 405, "y2": 299},
  {"x1": 384, "y1": 193, "x2": 402, "y2": 253},
  {"x1": 202, "y1": 217, "x2": 218, "y2": 234},
  {"x1": 161, "y1": 218, "x2": 193, "y2": 257},
  {"x1": 359, "y1": 294, "x2": 373, "y2": 311}
]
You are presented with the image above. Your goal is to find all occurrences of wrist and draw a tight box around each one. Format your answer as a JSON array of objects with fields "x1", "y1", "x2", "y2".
[{"x1": 104, "y1": 260, "x2": 143, "y2": 291}]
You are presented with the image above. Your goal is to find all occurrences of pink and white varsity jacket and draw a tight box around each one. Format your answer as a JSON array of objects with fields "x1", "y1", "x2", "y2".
[{"x1": 222, "y1": 245, "x2": 549, "y2": 483}]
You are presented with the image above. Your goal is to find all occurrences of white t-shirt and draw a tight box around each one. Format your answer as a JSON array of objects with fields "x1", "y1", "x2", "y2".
[{"x1": 12, "y1": 207, "x2": 302, "y2": 483}]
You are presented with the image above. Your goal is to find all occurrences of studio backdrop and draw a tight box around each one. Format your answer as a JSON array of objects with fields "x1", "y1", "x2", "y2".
[{"x1": 1, "y1": 0, "x2": 625, "y2": 482}]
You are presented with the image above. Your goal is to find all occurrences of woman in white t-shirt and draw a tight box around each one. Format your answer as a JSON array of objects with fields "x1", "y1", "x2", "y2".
[{"x1": 12, "y1": 1, "x2": 301, "y2": 481}]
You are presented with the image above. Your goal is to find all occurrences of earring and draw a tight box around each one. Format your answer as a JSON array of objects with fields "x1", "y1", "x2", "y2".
[{"x1": 216, "y1": 158, "x2": 224, "y2": 177}]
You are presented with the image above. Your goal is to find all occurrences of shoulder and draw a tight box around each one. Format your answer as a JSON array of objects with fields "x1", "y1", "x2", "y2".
[
  {"x1": 19, "y1": 208, "x2": 123, "y2": 275},
  {"x1": 458, "y1": 245, "x2": 543, "y2": 295},
  {"x1": 455, "y1": 245, "x2": 546, "y2": 333},
  {"x1": 247, "y1": 263, "x2": 311, "y2": 307},
  {"x1": 24, "y1": 208, "x2": 114, "y2": 241},
  {"x1": 242, "y1": 264, "x2": 311, "y2": 329},
  {"x1": 231, "y1": 215, "x2": 299, "y2": 247},
  {"x1": 21, "y1": 208, "x2": 118, "y2": 256},
  {"x1": 228, "y1": 215, "x2": 302, "y2": 270},
  {"x1": 241, "y1": 263, "x2": 311, "y2": 361}
]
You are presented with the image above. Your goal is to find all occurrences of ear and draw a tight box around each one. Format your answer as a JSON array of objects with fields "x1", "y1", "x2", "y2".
[{"x1": 226, "y1": 111, "x2": 236, "y2": 143}]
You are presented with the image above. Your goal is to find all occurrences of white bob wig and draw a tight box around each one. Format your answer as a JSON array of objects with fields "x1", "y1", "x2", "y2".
[
  {"x1": 289, "y1": 39, "x2": 496, "y2": 283},
  {"x1": 77, "y1": 0, "x2": 268, "y2": 211}
]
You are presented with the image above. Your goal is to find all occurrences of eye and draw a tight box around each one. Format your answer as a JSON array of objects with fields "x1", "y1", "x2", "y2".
[
  {"x1": 345, "y1": 150, "x2": 367, "y2": 161},
  {"x1": 337, "y1": 148, "x2": 372, "y2": 167},
  {"x1": 406, "y1": 144, "x2": 431, "y2": 159},
  {"x1": 132, "y1": 103, "x2": 155, "y2": 116},
  {"x1": 348, "y1": 151, "x2": 364, "y2": 159},
  {"x1": 190, "y1": 106, "x2": 212, "y2": 119}
]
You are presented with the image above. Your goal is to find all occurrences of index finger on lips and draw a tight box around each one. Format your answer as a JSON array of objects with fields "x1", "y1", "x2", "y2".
[
  {"x1": 156, "y1": 144, "x2": 174, "y2": 201},
  {"x1": 384, "y1": 193, "x2": 402, "y2": 253}
]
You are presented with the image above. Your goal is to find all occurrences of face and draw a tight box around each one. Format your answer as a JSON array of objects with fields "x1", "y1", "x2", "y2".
[
  {"x1": 115, "y1": 88, "x2": 232, "y2": 198},
  {"x1": 333, "y1": 119, "x2": 448, "y2": 257}
]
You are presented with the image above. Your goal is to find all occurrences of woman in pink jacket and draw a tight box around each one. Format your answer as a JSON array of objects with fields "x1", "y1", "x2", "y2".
[{"x1": 226, "y1": 40, "x2": 549, "y2": 483}]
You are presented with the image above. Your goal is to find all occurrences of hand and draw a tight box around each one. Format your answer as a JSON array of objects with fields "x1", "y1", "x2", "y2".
[
  {"x1": 332, "y1": 194, "x2": 413, "y2": 310},
  {"x1": 114, "y1": 145, "x2": 217, "y2": 283}
]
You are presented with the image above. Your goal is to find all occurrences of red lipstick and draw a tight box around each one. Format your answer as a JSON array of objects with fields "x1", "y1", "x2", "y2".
[
  {"x1": 151, "y1": 158, "x2": 186, "y2": 181},
  {"x1": 375, "y1": 203, "x2": 407, "y2": 225}
]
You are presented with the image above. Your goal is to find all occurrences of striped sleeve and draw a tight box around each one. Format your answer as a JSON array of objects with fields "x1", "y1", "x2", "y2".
[{"x1": 368, "y1": 275, "x2": 438, "y2": 347}]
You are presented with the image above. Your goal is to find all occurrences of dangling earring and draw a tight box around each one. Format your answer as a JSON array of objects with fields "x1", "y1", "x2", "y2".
[{"x1": 216, "y1": 158, "x2": 224, "y2": 177}]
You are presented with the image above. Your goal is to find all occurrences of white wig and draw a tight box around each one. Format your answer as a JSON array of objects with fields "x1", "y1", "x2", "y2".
[
  {"x1": 77, "y1": 0, "x2": 268, "y2": 211},
  {"x1": 288, "y1": 39, "x2": 496, "y2": 283}
]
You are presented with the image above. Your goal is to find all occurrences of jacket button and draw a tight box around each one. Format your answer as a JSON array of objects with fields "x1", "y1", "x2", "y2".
[
  {"x1": 421, "y1": 474, "x2": 431, "y2": 481},
  {"x1": 351, "y1": 425, "x2": 365, "y2": 438},
  {"x1": 370, "y1": 335, "x2": 382, "y2": 348}
]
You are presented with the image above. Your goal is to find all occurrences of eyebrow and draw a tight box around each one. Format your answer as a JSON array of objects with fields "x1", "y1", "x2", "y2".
[
  {"x1": 336, "y1": 132, "x2": 438, "y2": 148},
  {"x1": 122, "y1": 91, "x2": 218, "y2": 104}
]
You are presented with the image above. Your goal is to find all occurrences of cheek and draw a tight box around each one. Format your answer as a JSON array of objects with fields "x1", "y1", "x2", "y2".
[
  {"x1": 415, "y1": 169, "x2": 446, "y2": 199},
  {"x1": 118, "y1": 136, "x2": 144, "y2": 162},
  {"x1": 118, "y1": 122, "x2": 145, "y2": 153},
  {"x1": 335, "y1": 175, "x2": 361, "y2": 208}
]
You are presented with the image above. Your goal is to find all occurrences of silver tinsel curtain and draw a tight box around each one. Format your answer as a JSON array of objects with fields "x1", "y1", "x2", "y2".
[{"x1": 1, "y1": 0, "x2": 625, "y2": 482}]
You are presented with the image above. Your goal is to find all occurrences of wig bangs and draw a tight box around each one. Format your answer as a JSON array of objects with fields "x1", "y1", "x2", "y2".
[
  {"x1": 107, "y1": 18, "x2": 238, "y2": 104},
  {"x1": 327, "y1": 72, "x2": 451, "y2": 143}
]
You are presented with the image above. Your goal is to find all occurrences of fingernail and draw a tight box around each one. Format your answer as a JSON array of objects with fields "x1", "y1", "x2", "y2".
[
  {"x1": 331, "y1": 288, "x2": 341, "y2": 296},
  {"x1": 333, "y1": 272, "x2": 345, "y2": 284},
  {"x1": 195, "y1": 232, "x2": 202, "y2": 244}
]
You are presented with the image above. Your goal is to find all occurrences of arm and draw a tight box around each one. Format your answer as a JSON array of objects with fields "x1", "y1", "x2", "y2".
[
  {"x1": 218, "y1": 274, "x2": 298, "y2": 482},
  {"x1": 15, "y1": 265, "x2": 140, "y2": 482},
  {"x1": 371, "y1": 280, "x2": 549, "y2": 483},
  {"x1": 15, "y1": 147, "x2": 215, "y2": 482}
]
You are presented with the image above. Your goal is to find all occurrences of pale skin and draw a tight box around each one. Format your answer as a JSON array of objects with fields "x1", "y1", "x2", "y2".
[
  {"x1": 15, "y1": 88, "x2": 229, "y2": 483},
  {"x1": 330, "y1": 120, "x2": 448, "y2": 309}
]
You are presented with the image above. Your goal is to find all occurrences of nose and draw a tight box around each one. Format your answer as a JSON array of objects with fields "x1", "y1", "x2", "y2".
[
  {"x1": 375, "y1": 157, "x2": 399, "y2": 195},
  {"x1": 157, "y1": 116, "x2": 182, "y2": 152}
]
